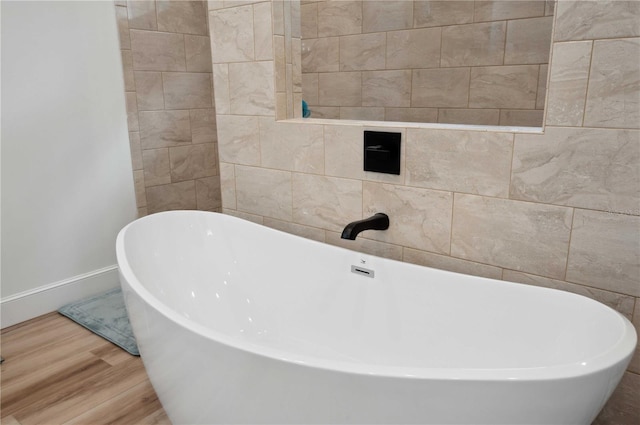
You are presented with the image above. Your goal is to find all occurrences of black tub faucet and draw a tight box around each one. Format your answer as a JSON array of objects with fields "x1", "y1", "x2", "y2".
[{"x1": 341, "y1": 213, "x2": 390, "y2": 240}]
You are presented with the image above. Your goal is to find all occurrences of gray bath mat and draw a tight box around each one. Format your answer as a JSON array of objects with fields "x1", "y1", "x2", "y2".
[{"x1": 58, "y1": 288, "x2": 139, "y2": 356}]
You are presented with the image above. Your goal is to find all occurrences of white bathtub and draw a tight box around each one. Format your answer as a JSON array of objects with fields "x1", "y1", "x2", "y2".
[{"x1": 116, "y1": 210, "x2": 636, "y2": 424}]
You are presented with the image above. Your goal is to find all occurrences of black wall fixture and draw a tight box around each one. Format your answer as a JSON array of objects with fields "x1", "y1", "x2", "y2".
[{"x1": 363, "y1": 131, "x2": 401, "y2": 175}]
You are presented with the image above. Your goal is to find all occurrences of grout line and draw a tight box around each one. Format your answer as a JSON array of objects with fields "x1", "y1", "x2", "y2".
[
  {"x1": 506, "y1": 132, "x2": 516, "y2": 199},
  {"x1": 563, "y1": 207, "x2": 576, "y2": 282},
  {"x1": 581, "y1": 40, "x2": 595, "y2": 127}
]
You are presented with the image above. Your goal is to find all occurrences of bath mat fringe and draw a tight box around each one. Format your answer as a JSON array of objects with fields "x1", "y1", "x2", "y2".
[{"x1": 58, "y1": 287, "x2": 140, "y2": 356}]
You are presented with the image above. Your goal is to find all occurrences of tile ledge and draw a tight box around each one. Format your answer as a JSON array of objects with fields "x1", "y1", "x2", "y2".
[{"x1": 281, "y1": 117, "x2": 544, "y2": 134}]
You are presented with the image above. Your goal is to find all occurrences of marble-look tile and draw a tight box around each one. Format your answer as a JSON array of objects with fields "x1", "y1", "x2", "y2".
[
  {"x1": 386, "y1": 27, "x2": 441, "y2": 69},
  {"x1": 130, "y1": 30, "x2": 186, "y2": 72},
  {"x1": 196, "y1": 176, "x2": 222, "y2": 211},
  {"x1": 286, "y1": 82, "x2": 294, "y2": 118},
  {"x1": 325, "y1": 231, "x2": 403, "y2": 261},
  {"x1": 139, "y1": 110, "x2": 191, "y2": 149},
  {"x1": 115, "y1": 6, "x2": 130, "y2": 49},
  {"x1": 157, "y1": 1, "x2": 208, "y2": 35},
  {"x1": 253, "y1": 2, "x2": 273, "y2": 61},
  {"x1": 554, "y1": 0, "x2": 640, "y2": 42},
  {"x1": 324, "y1": 124, "x2": 365, "y2": 180},
  {"x1": 545, "y1": 41, "x2": 591, "y2": 126},
  {"x1": 545, "y1": 0, "x2": 555, "y2": 16},
  {"x1": 318, "y1": 72, "x2": 362, "y2": 106},
  {"x1": 163, "y1": 72, "x2": 212, "y2": 109},
  {"x1": 536, "y1": 64, "x2": 548, "y2": 111},
  {"x1": 259, "y1": 118, "x2": 324, "y2": 173},
  {"x1": 340, "y1": 33, "x2": 386, "y2": 71},
  {"x1": 362, "y1": 1, "x2": 413, "y2": 32},
  {"x1": 385, "y1": 108, "x2": 438, "y2": 123},
  {"x1": 274, "y1": 36, "x2": 287, "y2": 92},
  {"x1": 283, "y1": 0, "x2": 292, "y2": 54},
  {"x1": 146, "y1": 181, "x2": 197, "y2": 213},
  {"x1": 504, "y1": 270, "x2": 636, "y2": 319},
  {"x1": 263, "y1": 218, "x2": 326, "y2": 243},
  {"x1": 292, "y1": 0, "x2": 303, "y2": 39},
  {"x1": 272, "y1": 0, "x2": 284, "y2": 35},
  {"x1": 125, "y1": 92, "x2": 139, "y2": 131},
  {"x1": 134, "y1": 72, "x2": 164, "y2": 111},
  {"x1": 504, "y1": 16, "x2": 553, "y2": 65},
  {"x1": 317, "y1": 0, "x2": 362, "y2": 37},
  {"x1": 406, "y1": 128, "x2": 513, "y2": 197},
  {"x1": 228, "y1": 61, "x2": 275, "y2": 115},
  {"x1": 127, "y1": 0, "x2": 157, "y2": 30},
  {"x1": 190, "y1": 109, "x2": 217, "y2": 144},
  {"x1": 216, "y1": 115, "x2": 260, "y2": 165},
  {"x1": 403, "y1": 248, "x2": 503, "y2": 280},
  {"x1": 441, "y1": 22, "x2": 506, "y2": 67},
  {"x1": 437, "y1": 108, "x2": 500, "y2": 125},
  {"x1": 566, "y1": 209, "x2": 640, "y2": 297},
  {"x1": 302, "y1": 73, "x2": 319, "y2": 105},
  {"x1": 499, "y1": 109, "x2": 544, "y2": 127},
  {"x1": 412, "y1": 68, "x2": 470, "y2": 108},
  {"x1": 185, "y1": 35, "x2": 212, "y2": 72},
  {"x1": 593, "y1": 372, "x2": 640, "y2": 425},
  {"x1": 129, "y1": 132, "x2": 143, "y2": 171},
  {"x1": 363, "y1": 182, "x2": 452, "y2": 253},
  {"x1": 219, "y1": 162, "x2": 236, "y2": 209},
  {"x1": 142, "y1": 148, "x2": 171, "y2": 187},
  {"x1": 469, "y1": 65, "x2": 538, "y2": 109},
  {"x1": 451, "y1": 194, "x2": 572, "y2": 279},
  {"x1": 584, "y1": 38, "x2": 640, "y2": 129},
  {"x1": 301, "y1": 37, "x2": 339, "y2": 73},
  {"x1": 292, "y1": 39, "x2": 303, "y2": 93},
  {"x1": 511, "y1": 127, "x2": 640, "y2": 214},
  {"x1": 292, "y1": 173, "x2": 362, "y2": 232},
  {"x1": 276, "y1": 92, "x2": 288, "y2": 120},
  {"x1": 169, "y1": 143, "x2": 217, "y2": 182},
  {"x1": 362, "y1": 70, "x2": 411, "y2": 108},
  {"x1": 413, "y1": 1, "x2": 474, "y2": 28},
  {"x1": 630, "y1": 306, "x2": 640, "y2": 374},
  {"x1": 301, "y1": 3, "x2": 318, "y2": 39},
  {"x1": 236, "y1": 165, "x2": 292, "y2": 220},
  {"x1": 340, "y1": 107, "x2": 385, "y2": 121},
  {"x1": 133, "y1": 170, "x2": 147, "y2": 208},
  {"x1": 223, "y1": 208, "x2": 264, "y2": 224},
  {"x1": 212, "y1": 64, "x2": 230, "y2": 114},
  {"x1": 121, "y1": 51, "x2": 135, "y2": 92},
  {"x1": 210, "y1": 6, "x2": 254, "y2": 63},
  {"x1": 309, "y1": 106, "x2": 340, "y2": 119},
  {"x1": 474, "y1": 0, "x2": 545, "y2": 22}
]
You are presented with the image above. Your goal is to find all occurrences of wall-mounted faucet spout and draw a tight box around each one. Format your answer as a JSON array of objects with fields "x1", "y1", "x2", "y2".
[{"x1": 341, "y1": 213, "x2": 389, "y2": 240}]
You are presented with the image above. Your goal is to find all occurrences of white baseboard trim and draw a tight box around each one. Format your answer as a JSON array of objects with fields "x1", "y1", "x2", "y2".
[{"x1": 1, "y1": 265, "x2": 121, "y2": 329}]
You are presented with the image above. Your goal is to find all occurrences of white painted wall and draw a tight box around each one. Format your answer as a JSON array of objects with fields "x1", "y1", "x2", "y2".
[{"x1": 1, "y1": 1, "x2": 137, "y2": 327}]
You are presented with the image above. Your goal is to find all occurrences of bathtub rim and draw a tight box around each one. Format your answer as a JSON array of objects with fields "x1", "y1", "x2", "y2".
[{"x1": 116, "y1": 210, "x2": 637, "y2": 382}]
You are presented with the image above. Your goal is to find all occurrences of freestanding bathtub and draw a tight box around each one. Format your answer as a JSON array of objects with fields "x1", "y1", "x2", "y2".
[{"x1": 116, "y1": 210, "x2": 636, "y2": 424}]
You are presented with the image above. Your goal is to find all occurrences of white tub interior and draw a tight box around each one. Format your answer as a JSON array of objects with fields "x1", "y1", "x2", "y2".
[{"x1": 120, "y1": 211, "x2": 630, "y2": 376}]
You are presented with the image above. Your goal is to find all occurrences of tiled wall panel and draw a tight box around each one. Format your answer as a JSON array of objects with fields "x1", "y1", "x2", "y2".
[
  {"x1": 115, "y1": 0, "x2": 220, "y2": 216},
  {"x1": 301, "y1": 0, "x2": 553, "y2": 126}
]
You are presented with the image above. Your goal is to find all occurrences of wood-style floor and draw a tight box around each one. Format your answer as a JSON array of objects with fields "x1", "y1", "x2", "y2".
[{"x1": 1, "y1": 313, "x2": 170, "y2": 425}]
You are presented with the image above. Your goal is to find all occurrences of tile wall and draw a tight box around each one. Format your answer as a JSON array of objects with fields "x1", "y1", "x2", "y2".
[
  {"x1": 114, "y1": 0, "x2": 221, "y2": 215},
  {"x1": 209, "y1": 0, "x2": 640, "y2": 420},
  {"x1": 300, "y1": 0, "x2": 553, "y2": 126}
]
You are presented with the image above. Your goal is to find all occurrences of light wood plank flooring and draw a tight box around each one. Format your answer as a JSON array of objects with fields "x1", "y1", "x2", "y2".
[{"x1": 1, "y1": 313, "x2": 170, "y2": 425}]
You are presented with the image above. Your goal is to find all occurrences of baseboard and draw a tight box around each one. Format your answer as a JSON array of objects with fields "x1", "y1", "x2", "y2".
[{"x1": 1, "y1": 265, "x2": 121, "y2": 329}]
